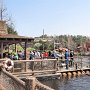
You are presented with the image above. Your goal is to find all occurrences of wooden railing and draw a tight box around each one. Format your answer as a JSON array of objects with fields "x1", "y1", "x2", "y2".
[
  {"x1": 0, "y1": 57, "x2": 90, "y2": 75},
  {"x1": 0, "y1": 67, "x2": 54, "y2": 90},
  {"x1": 0, "y1": 68, "x2": 25, "y2": 90},
  {"x1": 12, "y1": 59, "x2": 57, "y2": 73}
]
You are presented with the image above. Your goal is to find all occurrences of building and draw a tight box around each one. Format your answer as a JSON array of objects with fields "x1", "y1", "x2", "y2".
[{"x1": 0, "y1": 20, "x2": 34, "y2": 59}]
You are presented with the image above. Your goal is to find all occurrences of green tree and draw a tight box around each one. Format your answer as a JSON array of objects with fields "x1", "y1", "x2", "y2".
[{"x1": 7, "y1": 25, "x2": 18, "y2": 35}]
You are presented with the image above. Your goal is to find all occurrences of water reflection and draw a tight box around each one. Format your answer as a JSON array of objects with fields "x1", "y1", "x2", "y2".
[{"x1": 40, "y1": 75, "x2": 90, "y2": 90}]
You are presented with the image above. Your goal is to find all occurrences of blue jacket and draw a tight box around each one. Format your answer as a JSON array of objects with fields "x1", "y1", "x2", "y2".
[{"x1": 65, "y1": 51, "x2": 69, "y2": 59}]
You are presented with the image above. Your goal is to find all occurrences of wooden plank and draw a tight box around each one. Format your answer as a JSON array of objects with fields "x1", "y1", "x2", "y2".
[
  {"x1": 12, "y1": 69, "x2": 56, "y2": 75},
  {"x1": 35, "y1": 73, "x2": 61, "y2": 78},
  {"x1": 33, "y1": 69, "x2": 56, "y2": 73}
]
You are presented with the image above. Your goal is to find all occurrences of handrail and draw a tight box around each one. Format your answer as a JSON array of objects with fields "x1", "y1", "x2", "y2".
[
  {"x1": 2, "y1": 68, "x2": 25, "y2": 88},
  {"x1": 13, "y1": 59, "x2": 57, "y2": 62},
  {"x1": 0, "y1": 66, "x2": 54, "y2": 90}
]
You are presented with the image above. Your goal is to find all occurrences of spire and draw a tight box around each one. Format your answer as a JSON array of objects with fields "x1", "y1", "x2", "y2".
[{"x1": 43, "y1": 29, "x2": 44, "y2": 39}]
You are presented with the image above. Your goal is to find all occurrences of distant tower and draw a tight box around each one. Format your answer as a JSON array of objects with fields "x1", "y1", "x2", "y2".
[{"x1": 0, "y1": 0, "x2": 8, "y2": 35}]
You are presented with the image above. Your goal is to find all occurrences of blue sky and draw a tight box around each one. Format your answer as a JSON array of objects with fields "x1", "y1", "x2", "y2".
[{"x1": 4, "y1": 0, "x2": 90, "y2": 37}]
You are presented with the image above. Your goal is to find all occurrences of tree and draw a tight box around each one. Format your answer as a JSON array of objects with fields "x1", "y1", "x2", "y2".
[
  {"x1": 0, "y1": 0, "x2": 18, "y2": 35},
  {"x1": 7, "y1": 24, "x2": 18, "y2": 35},
  {"x1": 34, "y1": 43, "x2": 42, "y2": 50}
]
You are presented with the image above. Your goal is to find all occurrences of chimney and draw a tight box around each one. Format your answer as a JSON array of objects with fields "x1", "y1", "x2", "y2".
[{"x1": 0, "y1": 20, "x2": 8, "y2": 35}]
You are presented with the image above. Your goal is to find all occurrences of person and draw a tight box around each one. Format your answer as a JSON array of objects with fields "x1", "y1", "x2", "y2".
[
  {"x1": 48, "y1": 51, "x2": 51, "y2": 57},
  {"x1": 29, "y1": 51, "x2": 34, "y2": 70},
  {"x1": 18, "y1": 51, "x2": 25, "y2": 60},
  {"x1": 65, "y1": 49, "x2": 69, "y2": 69},
  {"x1": 12, "y1": 53, "x2": 19, "y2": 60},
  {"x1": 3, "y1": 59, "x2": 14, "y2": 72},
  {"x1": 34, "y1": 50, "x2": 41, "y2": 59},
  {"x1": 70, "y1": 50, "x2": 74, "y2": 67},
  {"x1": 29, "y1": 51, "x2": 34, "y2": 60}
]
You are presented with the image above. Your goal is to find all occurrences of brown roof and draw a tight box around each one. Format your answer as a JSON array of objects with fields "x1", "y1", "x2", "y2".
[
  {"x1": 0, "y1": 34, "x2": 34, "y2": 47},
  {"x1": 0, "y1": 34, "x2": 34, "y2": 39}
]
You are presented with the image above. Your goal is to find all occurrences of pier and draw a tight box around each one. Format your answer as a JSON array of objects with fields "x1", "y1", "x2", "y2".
[{"x1": 0, "y1": 57, "x2": 90, "y2": 90}]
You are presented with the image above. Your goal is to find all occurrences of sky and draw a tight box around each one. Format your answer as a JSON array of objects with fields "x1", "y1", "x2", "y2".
[{"x1": 3, "y1": 0, "x2": 90, "y2": 37}]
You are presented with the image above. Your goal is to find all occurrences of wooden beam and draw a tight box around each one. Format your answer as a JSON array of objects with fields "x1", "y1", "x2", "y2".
[
  {"x1": 24, "y1": 42, "x2": 27, "y2": 60},
  {"x1": 15, "y1": 43, "x2": 17, "y2": 52},
  {"x1": 1, "y1": 42, "x2": 3, "y2": 58}
]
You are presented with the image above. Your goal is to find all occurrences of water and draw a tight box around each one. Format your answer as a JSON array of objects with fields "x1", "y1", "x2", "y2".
[
  {"x1": 39, "y1": 56, "x2": 90, "y2": 90},
  {"x1": 40, "y1": 75, "x2": 90, "y2": 90}
]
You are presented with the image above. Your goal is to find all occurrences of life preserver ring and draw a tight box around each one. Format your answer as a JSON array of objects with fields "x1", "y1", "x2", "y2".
[{"x1": 4, "y1": 59, "x2": 14, "y2": 71}]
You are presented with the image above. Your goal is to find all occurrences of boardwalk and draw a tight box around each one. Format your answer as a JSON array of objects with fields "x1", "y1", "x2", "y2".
[{"x1": 0, "y1": 56, "x2": 90, "y2": 90}]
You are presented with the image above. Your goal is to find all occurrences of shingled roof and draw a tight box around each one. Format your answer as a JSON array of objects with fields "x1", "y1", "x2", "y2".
[
  {"x1": 0, "y1": 34, "x2": 34, "y2": 40},
  {"x1": 0, "y1": 34, "x2": 34, "y2": 39}
]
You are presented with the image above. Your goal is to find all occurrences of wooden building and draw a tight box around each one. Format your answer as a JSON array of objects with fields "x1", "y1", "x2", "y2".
[{"x1": 0, "y1": 21, "x2": 34, "y2": 59}]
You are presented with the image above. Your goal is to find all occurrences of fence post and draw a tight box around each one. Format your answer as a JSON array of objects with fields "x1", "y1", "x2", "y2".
[
  {"x1": 41, "y1": 60, "x2": 43, "y2": 70},
  {"x1": 54, "y1": 59, "x2": 57, "y2": 73},
  {"x1": 25, "y1": 77, "x2": 36, "y2": 90},
  {"x1": 81, "y1": 56, "x2": 82, "y2": 69},
  {"x1": 0, "y1": 64, "x2": 2, "y2": 71},
  {"x1": 25, "y1": 62, "x2": 27, "y2": 72}
]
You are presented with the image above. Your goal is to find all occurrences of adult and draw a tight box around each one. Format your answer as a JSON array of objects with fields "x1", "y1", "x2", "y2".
[
  {"x1": 70, "y1": 50, "x2": 74, "y2": 67},
  {"x1": 29, "y1": 51, "x2": 34, "y2": 60},
  {"x1": 65, "y1": 49, "x2": 69, "y2": 69}
]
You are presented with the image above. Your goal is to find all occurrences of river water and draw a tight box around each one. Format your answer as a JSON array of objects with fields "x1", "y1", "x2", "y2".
[
  {"x1": 40, "y1": 75, "x2": 90, "y2": 90},
  {"x1": 40, "y1": 56, "x2": 90, "y2": 90}
]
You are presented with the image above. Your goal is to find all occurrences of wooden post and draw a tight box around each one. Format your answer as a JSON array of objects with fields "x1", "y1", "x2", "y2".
[
  {"x1": 54, "y1": 60, "x2": 57, "y2": 69},
  {"x1": 24, "y1": 42, "x2": 27, "y2": 60},
  {"x1": 25, "y1": 62, "x2": 27, "y2": 72},
  {"x1": 1, "y1": 42, "x2": 3, "y2": 58},
  {"x1": 32, "y1": 61, "x2": 34, "y2": 71},
  {"x1": 25, "y1": 77, "x2": 36, "y2": 90},
  {"x1": 7, "y1": 44, "x2": 10, "y2": 54},
  {"x1": 15, "y1": 43, "x2": 17, "y2": 52},
  {"x1": 54, "y1": 59, "x2": 57, "y2": 73},
  {"x1": 41, "y1": 61, "x2": 43, "y2": 70},
  {"x1": 31, "y1": 61, "x2": 34, "y2": 74}
]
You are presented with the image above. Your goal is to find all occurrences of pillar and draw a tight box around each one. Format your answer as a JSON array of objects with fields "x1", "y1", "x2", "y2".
[
  {"x1": 7, "y1": 44, "x2": 10, "y2": 54},
  {"x1": 15, "y1": 43, "x2": 17, "y2": 52},
  {"x1": 25, "y1": 77, "x2": 36, "y2": 90},
  {"x1": 24, "y1": 42, "x2": 27, "y2": 60},
  {"x1": 1, "y1": 42, "x2": 3, "y2": 58}
]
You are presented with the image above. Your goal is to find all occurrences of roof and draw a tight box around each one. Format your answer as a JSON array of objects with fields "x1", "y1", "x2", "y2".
[
  {"x1": 0, "y1": 34, "x2": 34, "y2": 46},
  {"x1": 0, "y1": 34, "x2": 34, "y2": 39}
]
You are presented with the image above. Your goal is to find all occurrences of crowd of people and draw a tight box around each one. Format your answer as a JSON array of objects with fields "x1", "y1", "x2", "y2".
[
  {"x1": 1, "y1": 48, "x2": 74, "y2": 72},
  {"x1": 1, "y1": 51, "x2": 24, "y2": 72},
  {"x1": 29, "y1": 49, "x2": 75, "y2": 69}
]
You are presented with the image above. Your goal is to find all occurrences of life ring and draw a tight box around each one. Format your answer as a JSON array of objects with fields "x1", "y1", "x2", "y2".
[{"x1": 4, "y1": 59, "x2": 14, "y2": 71}]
